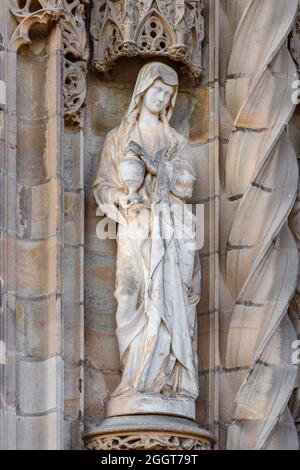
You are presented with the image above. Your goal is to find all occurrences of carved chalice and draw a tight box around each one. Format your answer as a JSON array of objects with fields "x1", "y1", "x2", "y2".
[{"x1": 119, "y1": 142, "x2": 145, "y2": 203}]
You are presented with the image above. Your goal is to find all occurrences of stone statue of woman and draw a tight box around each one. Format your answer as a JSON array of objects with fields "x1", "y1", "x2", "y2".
[{"x1": 93, "y1": 62, "x2": 201, "y2": 420}]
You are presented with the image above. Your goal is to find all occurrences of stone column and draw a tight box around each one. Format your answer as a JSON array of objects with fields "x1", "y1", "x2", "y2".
[
  {"x1": 287, "y1": 9, "x2": 300, "y2": 448},
  {"x1": 14, "y1": 24, "x2": 64, "y2": 450},
  {"x1": 63, "y1": 127, "x2": 85, "y2": 449},
  {"x1": 219, "y1": 0, "x2": 299, "y2": 450},
  {"x1": 0, "y1": 0, "x2": 18, "y2": 451},
  {"x1": 4, "y1": 0, "x2": 89, "y2": 450},
  {"x1": 1, "y1": 3, "x2": 65, "y2": 448}
]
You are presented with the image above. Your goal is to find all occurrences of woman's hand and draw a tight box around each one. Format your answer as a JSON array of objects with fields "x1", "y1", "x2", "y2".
[
  {"x1": 140, "y1": 154, "x2": 158, "y2": 175},
  {"x1": 170, "y1": 168, "x2": 195, "y2": 200},
  {"x1": 126, "y1": 140, "x2": 144, "y2": 157},
  {"x1": 127, "y1": 140, "x2": 159, "y2": 175}
]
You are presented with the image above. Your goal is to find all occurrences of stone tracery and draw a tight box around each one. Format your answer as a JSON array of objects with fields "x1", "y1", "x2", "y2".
[{"x1": 90, "y1": 0, "x2": 204, "y2": 77}]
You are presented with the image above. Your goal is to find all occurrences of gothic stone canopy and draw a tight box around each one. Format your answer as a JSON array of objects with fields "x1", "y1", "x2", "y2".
[{"x1": 90, "y1": 0, "x2": 205, "y2": 77}]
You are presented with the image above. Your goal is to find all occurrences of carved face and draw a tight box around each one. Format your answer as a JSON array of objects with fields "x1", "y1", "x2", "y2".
[{"x1": 142, "y1": 78, "x2": 174, "y2": 115}]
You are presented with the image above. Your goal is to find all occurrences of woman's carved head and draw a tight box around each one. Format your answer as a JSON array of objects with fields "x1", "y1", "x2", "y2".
[
  {"x1": 142, "y1": 78, "x2": 174, "y2": 116},
  {"x1": 126, "y1": 62, "x2": 179, "y2": 123}
]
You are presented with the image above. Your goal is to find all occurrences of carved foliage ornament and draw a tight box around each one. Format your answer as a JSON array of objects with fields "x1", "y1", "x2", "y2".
[
  {"x1": 90, "y1": 0, "x2": 205, "y2": 77},
  {"x1": 10, "y1": 0, "x2": 89, "y2": 125}
]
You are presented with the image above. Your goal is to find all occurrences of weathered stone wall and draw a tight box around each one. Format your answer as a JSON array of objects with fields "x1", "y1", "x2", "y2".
[
  {"x1": 0, "y1": 0, "x2": 10, "y2": 451},
  {"x1": 1, "y1": 0, "x2": 298, "y2": 451},
  {"x1": 63, "y1": 127, "x2": 85, "y2": 449},
  {"x1": 1, "y1": 0, "x2": 220, "y2": 450}
]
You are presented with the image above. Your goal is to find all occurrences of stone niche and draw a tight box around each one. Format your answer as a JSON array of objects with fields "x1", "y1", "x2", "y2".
[
  {"x1": 82, "y1": 0, "x2": 215, "y2": 456},
  {"x1": 83, "y1": 53, "x2": 211, "y2": 431},
  {"x1": 2, "y1": 0, "x2": 217, "y2": 451}
]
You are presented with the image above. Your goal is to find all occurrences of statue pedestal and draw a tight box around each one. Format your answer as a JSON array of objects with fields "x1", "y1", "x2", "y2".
[
  {"x1": 106, "y1": 393, "x2": 195, "y2": 420},
  {"x1": 83, "y1": 415, "x2": 215, "y2": 450}
]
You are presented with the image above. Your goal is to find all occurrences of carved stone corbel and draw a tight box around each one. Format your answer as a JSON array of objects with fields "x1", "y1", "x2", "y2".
[
  {"x1": 83, "y1": 416, "x2": 215, "y2": 451},
  {"x1": 85, "y1": 434, "x2": 212, "y2": 451},
  {"x1": 10, "y1": 0, "x2": 89, "y2": 125}
]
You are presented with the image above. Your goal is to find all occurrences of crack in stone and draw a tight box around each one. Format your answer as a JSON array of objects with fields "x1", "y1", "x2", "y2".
[{"x1": 252, "y1": 181, "x2": 273, "y2": 193}]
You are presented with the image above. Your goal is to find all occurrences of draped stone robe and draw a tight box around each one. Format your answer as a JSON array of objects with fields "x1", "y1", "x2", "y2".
[{"x1": 93, "y1": 120, "x2": 201, "y2": 404}]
